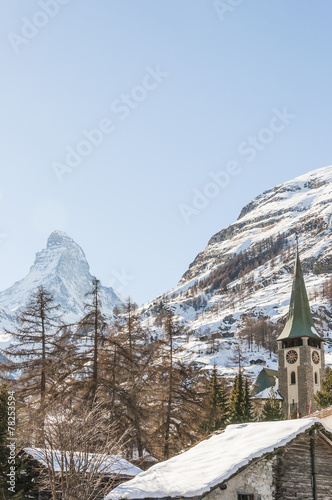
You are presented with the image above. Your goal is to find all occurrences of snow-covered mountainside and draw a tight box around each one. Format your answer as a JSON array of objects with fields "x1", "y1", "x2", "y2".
[
  {"x1": 0, "y1": 231, "x2": 122, "y2": 346},
  {"x1": 142, "y1": 165, "x2": 332, "y2": 376}
]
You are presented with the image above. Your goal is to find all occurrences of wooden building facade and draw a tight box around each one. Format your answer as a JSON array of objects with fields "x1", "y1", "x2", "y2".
[
  {"x1": 201, "y1": 424, "x2": 332, "y2": 500},
  {"x1": 105, "y1": 419, "x2": 332, "y2": 500}
]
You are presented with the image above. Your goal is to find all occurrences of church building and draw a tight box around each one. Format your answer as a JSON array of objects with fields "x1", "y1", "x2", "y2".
[{"x1": 277, "y1": 249, "x2": 326, "y2": 417}]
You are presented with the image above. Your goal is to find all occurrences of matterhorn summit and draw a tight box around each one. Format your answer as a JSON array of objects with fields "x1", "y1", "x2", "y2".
[{"x1": 0, "y1": 230, "x2": 122, "y2": 343}]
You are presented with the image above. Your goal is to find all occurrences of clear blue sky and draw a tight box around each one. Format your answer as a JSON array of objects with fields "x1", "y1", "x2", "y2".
[{"x1": 0, "y1": 1, "x2": 331, "y2": 304}]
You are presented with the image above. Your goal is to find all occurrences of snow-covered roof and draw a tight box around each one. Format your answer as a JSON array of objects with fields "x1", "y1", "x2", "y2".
[
  {"x1": 251, "y1": 378, "x2": 283, "y2": 400},
  {"x1": 251, "y1": 368, "x2": 278, "y2": 395},
  {"x1": 105, "y1": 418, "x2": 331, "y2": 500},
  {"x1": 304, "y1": 406, "x2": 332, "y2": 420},
  {"x1": 25, "y1": 448, "x2": 142, "y2": 477},
  {"x1": 251, "y1": 385, "x2": 283, "y2": 400}
]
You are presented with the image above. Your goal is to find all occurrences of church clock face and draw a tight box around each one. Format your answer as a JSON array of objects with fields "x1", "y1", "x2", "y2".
[
  {"x1": 312, "y1": 351, "x2": 320, "y2": 364},
  {"x1": 286, "y1": 350, "x2": 298, "y2": 364}
]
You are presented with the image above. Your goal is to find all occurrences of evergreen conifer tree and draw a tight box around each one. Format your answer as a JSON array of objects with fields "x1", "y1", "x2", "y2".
[
  {"x1": 261, "y1": 387, "x2": 284, "y2": 421},
  {"x1": 228, "y1": 371, "x2": 241, "y2": 424},
  {"x1": 243, "y1": 376, "x2": 255, "y2": 421},
  {"x1": 314, "y1": 368, "x2": 332, "y2": 409},
  {"x1": 203, "y1": 364, "x2": 228, "y2": 432},
  {"x1": 228, "y1": 370, "x2": 254, "y2": 424}
]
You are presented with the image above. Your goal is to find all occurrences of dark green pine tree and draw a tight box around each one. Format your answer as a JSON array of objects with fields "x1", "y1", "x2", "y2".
[
  {"x1": 243, "y1": 376, "x2": 255, "y2": 422},
  {"x1": 228, "y1": 371, "x2": 243, "y2": 424},
  {"x1": 227, "y1": 371, "x2": 254, "y2": 424},
  {"x1": 314, "y1": 368, "x2": 332, "y2": 409},
  {"x1": 261, "y1": 387, "x2": 284, "y2": 421},
  {"x1": 204, "y1": 364, "x2": 228, "y2": 432}
]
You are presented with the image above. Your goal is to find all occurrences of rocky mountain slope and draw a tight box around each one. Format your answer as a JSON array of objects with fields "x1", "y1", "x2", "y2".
[
  {"x1": 142, "y1": 165, "x2": 332, "y2": 377},
  {"x1": 0, "y1": 231, "x2": 122, "y2": 348}
]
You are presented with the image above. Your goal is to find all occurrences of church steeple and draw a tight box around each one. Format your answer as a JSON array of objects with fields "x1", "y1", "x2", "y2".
[
  {"x1": 277, "y1": 245, "x2": 326, "y2": 418},
  {"x1": 278, "y1": 249, "x2": 320, "y2": 340}
]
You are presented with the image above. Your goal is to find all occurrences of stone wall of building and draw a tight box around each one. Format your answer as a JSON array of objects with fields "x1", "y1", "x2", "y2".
[
  {"x1": 278, "y1": 338, "x2": 326, "y2": 417},
  {"x1": 277, "y1": 344, "x2": 288, "y2": 417},
  {"x1": 203, "y1": 456, "x2": 276, "y2": 500},
  {"x1": 174, "y1": 427, "x2": 332, "y2": 500},
  {"x1": 298, "y1": 344, "x2": 314, "y2": 416}
]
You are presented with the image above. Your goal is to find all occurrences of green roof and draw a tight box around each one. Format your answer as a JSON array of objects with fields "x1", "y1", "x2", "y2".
[
  {"x1": 252, "y1": 368, "x2": 278, "y2": 395},
  {"x1": 277, "y1": 251, "x2": 320, "y2": 341}
]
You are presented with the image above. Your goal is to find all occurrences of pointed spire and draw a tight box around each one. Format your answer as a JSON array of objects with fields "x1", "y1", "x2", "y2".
[
  {"x1": 278, "y1": 245, "x2": 320, "y2": 340},
  {"x1": 296, "y1": 233, "x2": 299, "y2": 254}
]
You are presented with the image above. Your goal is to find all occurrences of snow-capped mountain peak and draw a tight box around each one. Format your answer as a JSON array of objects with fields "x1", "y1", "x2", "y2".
[
  {"x1": 0, "y1": 231, "x2": 122, "y2": 342},
  {"x1": 30, "y1": 230, "x2": 90, "y2": 282}
]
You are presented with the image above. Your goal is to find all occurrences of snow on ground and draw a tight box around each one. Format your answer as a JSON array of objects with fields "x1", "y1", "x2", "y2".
[
  {"x1": 173, "y1": 335, "x2": 277, "y2": 379},
  {"x1": 105, "y1": 418, "x2": 331, "y2": 500},
  {"x1": 325, "y1": 351, "x2": 332, "y2": 365}
]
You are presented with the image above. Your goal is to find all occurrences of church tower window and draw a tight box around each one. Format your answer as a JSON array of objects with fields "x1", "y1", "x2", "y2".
[{"x1": 291, "y1": 371, "x2": 296, "y2": 385}]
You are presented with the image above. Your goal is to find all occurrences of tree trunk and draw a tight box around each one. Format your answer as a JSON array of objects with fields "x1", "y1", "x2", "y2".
[
  {"x1": 41, "y1": 311, "x2": 46, "y2": 405},
  {"x1": 93, "y1": 289, "x2": 98, "y2": 400},
  {"x1": 164, "y1": 317, "x2": 173, "y2": 460}
]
